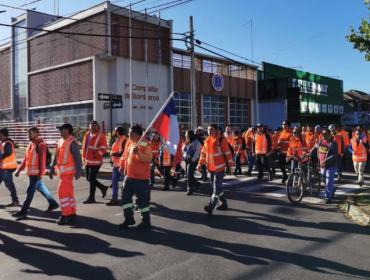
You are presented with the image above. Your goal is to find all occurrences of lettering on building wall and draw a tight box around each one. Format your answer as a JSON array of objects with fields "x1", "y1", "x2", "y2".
[
  {"x1": 292, "y1": 79, "x2": 328, "y2": 95},
  {"x1": 124, "y1": 83, "x2": 160, "y2": 110}
]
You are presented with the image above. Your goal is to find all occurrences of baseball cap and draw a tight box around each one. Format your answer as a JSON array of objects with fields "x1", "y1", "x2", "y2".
[
  {"x1": 256, "y1": 123, "x2": 264, "y2": 128},
  {"x1": 56, "y1": 123, "x2": 73, "y2": 133},
  {"x1": 197, "y1": 126, "x2": 204, "y2": 130},
  {"x1": 314, "y1": 125, "x2": 321, "y2": 130}
]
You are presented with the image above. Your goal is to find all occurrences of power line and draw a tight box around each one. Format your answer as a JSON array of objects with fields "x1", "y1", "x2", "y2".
[{"x1": 0, "y1": 0, "x2": 46, "y2": 12}]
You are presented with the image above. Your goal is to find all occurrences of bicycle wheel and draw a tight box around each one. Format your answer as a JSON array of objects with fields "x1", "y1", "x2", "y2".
[
  {"x1": 286, "y1": 172, "x2": 304, "y2": 204},
  {"x1": 311, "y1": 170, "x2": 322, "y2": 197}
]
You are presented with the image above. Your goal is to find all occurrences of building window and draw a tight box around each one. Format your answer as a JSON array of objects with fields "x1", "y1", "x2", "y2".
[
  {"x1": 229, "y1": 98, "x2": 249, "y2": 128},
  {"x1": 203, "y1": 95, "x2": 225, "y2": 129},
  {"x1": 174, "y1": 92, "x2": 191, "y2": 130}
]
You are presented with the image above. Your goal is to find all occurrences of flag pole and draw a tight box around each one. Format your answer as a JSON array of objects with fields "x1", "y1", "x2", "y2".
[
  {"x1": 137, "y1": 91, "x2": 179, "y2": 143},
  {"x1": 145, "y1": 8, "x2": 149, "y2": 128},
  {"x1": 129, "y1": 3, "x2": 133, "y2": 126}
]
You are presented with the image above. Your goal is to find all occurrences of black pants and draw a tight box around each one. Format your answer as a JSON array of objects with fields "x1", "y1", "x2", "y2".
[
  {"x1": 86, "y1": 165, "x2": 105, "y2": 198},
  {"x1": 279, "y1": 154, "x2": 288, "y2": 178},
  {"x1": 256, "y1": 155, "x2": 272, "y2": 179},
  {"x1": 186, "y1": 161, "x2": 198, "y2": 191},
  {"x1": 163, "y1": 166, "x2": 176, "y2": 188},
  {"x1": 122, "y1": 177, "x2": 151, "y2": 223}
]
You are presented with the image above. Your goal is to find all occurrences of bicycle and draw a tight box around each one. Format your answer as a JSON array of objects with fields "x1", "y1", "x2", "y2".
[{"x1": 286, "y1": 154, "x2": 322, "y2": 204}]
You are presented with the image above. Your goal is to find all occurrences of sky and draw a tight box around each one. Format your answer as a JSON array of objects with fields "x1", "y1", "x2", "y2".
[{"x1": 0, "y1": 0, "x2": 369, "y2": 93}]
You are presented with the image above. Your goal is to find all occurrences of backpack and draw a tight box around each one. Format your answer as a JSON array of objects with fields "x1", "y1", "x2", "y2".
[
  {"x1": 36, "y1": 141, "x2": 52, "y2": 166},
  {"x1": 219, "y1": 136, "x2": 235, "y2": 157}
]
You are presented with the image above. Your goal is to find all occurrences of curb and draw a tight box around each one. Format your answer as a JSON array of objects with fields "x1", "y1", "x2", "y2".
[{"x1": 341, "y1": 200, "x2": 370, "y2": 226}]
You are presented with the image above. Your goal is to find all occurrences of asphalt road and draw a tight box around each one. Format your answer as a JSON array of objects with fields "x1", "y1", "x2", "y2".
[{"x1": 0, "y1": 172, "x2": 369, "y2": 280}]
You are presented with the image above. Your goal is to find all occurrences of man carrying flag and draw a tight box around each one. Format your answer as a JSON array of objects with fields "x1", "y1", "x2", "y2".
[{"x1": 198, "y1": 124, "x2": 235, "y2": 216}]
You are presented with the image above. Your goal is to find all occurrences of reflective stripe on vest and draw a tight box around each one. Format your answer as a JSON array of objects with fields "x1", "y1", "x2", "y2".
[
  {"x1": 352, "y1": 139, "x2": 367, "y2": 162},
  {"x1": 55, "y1": 136, "x2": 77, "y2": 175},
  {"x1": 255, "y1": 134, "x2": 267, "y2": 154}
]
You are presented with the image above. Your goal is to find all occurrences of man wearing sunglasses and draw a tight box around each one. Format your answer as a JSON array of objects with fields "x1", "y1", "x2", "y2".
[
  {"x1": 309, "y1": 128, "x2": 338, "y2": 204},
  {"x1": 348, "y1": 128, "x2": 369, "y2": 187}
]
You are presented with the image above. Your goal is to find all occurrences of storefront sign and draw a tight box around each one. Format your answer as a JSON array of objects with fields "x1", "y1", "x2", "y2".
[
  {"x1": 322, "y1": 104, "x2": 327, "y2": 113},
  {"x1": 212, "y1": 73, "x2": 224, "y2": 92},
  {"x1": 334, "y1": 105, "x2": 338, "y2": 114},
  {"x1": 328, "y1": 105, "x2": 333, "y2": 113},
  {"x1": 292, "y1": 79, "x2": 328, "y2": 95},
  {"x1": 342, "y1": 111, "x2": 369, "y2": 125}
]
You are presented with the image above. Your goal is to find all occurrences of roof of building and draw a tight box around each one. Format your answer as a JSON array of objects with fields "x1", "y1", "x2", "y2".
[{"x1": 344, "y1": 89, "x2": 370, "y2": 102}]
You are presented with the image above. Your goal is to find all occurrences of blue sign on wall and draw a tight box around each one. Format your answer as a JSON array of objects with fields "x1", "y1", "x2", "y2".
[{"x1": 212, "y1": 73, "x2": 224, "y2": 92}]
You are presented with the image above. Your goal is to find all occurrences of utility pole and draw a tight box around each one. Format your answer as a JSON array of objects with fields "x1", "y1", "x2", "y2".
[{"x1": 189, "y1": 16, "x2": 197, "y2": 130}]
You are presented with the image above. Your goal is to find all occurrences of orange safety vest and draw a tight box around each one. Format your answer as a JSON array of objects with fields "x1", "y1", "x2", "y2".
[
  {"x1": 245, "y1": 131, "x2": 255, "y2": 152},
  {"x1": 255, "y1": 133, "x2": 269, "y2": 155},
  {"x1": 340, "y1": 130, "x2": 349, "y2": 148},
  {"x1": 332, "y1": 133, "x2": 344, "y2": 155},
  {"x1": 0, "y1": 140, "x2": 17, "y2": 170},
  {"x1": 26, "y1": 140, "x2": 45, "y2": 176},
  {"x1": 150, "y1": 141, "x2": 161, "y2": 159},
  {"x1": 82, "y1": 131, "x2": 108, "y2": 166},
  {"x1": 232, "y1": 136, "x2": 243, "y2": 154},
  {"x1": 199, "y1": 136, "x2": 234, "y2": 172},
  {"x1": 287, "y1": 137, "x2": 307, "y2": 158},
  {"x1": 162, "y1": 147, "x2": 172, "y2": 166},
  {"x1": 55, "y1": 136, "x2": 77, "y2": 176},
  {"x1": 278, "y1": 129, "x2": 292, "y2": 154},
  {"x1": 351, "y1": 138, "x2": 368, "y2": 162},
  {"x1": 271, "y1": 133, "x2": 279, "y2": 150},
  {"x1": 111, "y1": 136, "x2": 127, "y2": 168},
  {"x1": 124, "y1": 139, "x2": 151, "y2": 179},
  {"x1": 224, "y1": 133, "x2": 233, "y2": 144},
  {"x1": 305, "y1": 132, "x2": 317, "y2": 151}
]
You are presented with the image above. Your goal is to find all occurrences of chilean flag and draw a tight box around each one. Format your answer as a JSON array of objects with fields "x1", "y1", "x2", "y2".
[{"x1": 152, "y1": 97, "x2": 181, "y2": 156}]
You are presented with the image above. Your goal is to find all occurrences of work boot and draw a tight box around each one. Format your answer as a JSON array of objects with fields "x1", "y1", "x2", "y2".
[
  {"x1": 45, "y1": 200, "x2": 60, "y2": 213},
  {"x1": 105, "y1": 199, "x2": 119, "y2": 206},
  {"x1": 268, "y1": 172, "x2": 274, "y2": 181},
  {"x1": 136, "y1": 221, "x2": 152, "y2": 230},
  {"x1": 83, "y1": 197, "x2": 96, "y2": 204},
  {"x1": 57, "y1": 215, "x2": 74, "y2": 225},
  {"x1": 119, "y1": 220, "x2": 136, "y2": 229},
  {"x1": 161, "y1": 186, "x2": 170, "y2": 191},
  {"x1": 204, "y1": 205, "x2": 213, "y2": 216},
  {"x1": 202, "y1": 177, "x2": 209, "y2": 182},
  {"x1": 281, "y1": 175, "x2": 288, "y2": 184},
  {"x1": 359, "y1": 181, "x2": 364, "y2": 187},
  {"x1": 186, "y1": 190, "x2": 193, "y2": 196},
  {"x1": 216, "y1": 203, "x2": 228, "y2": 211},
  {"x1": 12, "y1": 211, "x2": 27, "y2": 220},
  {"x1": 6, "y1": 201, "x2": 21, "y2": 207},
  {"x1": 101, "y1": 186, "x2": 108, "y2": 198}
]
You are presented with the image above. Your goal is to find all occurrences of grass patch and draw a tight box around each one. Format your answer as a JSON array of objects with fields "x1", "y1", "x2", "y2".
[{"x1": 357, "y1": 196, "x2": 370, "y2": 206}]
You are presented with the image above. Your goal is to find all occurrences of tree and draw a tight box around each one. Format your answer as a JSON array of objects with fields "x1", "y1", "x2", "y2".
[{"x1": 346, "y1": 1, "x2": 370, "y2": 61}]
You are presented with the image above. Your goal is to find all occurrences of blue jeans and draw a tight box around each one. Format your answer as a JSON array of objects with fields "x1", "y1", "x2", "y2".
[
  {"x1": 201, "y1": 164, "x2": 207, "y2": 178},
  {"x1": 290, "y1": 160, "x2": 299, "y2": 174},
  {"x1": 247, "y1": 152, "x2": 255, "y2": 173},
  {"x1": 208, "y1": 171, "x2": 227, "y2": 210},
  {"x1": 321, "y1": 167, "x2": 336, "y2": 199},
  {"x1": 0, "y1": 169, "x2": 18, "y2": 202},
  {"x1": 112, "y1": 167, "x2": 123, "y2": 200},
  {"x1": 20, "y1": 176, "x2": 54, "y2": 214}
]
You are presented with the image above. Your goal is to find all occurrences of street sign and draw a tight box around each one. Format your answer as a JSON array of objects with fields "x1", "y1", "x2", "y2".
[
  {"x1": 103, "y1": 102, "x2": 111, "y2": 110},
  {"x1": 98, "y1": 93, "x2": 122, "y2": 101},
  {"x1": 98, "y1": 93, "x2": 111, "y2": 101},
  {"x1": 111, "y1": 94, "x2": 122, "y2": 101},
  {"x1": 112, "y1": 101, "x2": 123, "y2": 109}
]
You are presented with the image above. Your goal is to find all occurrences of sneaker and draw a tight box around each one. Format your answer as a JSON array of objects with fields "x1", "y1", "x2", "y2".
[
  {"x1": 359, "y1": 181, "x2": 364, "y2": 187},
  {"x1": 324, "y1": 199, "x2": 332, "y2": 204},
  {"x1": 56, "y1": 215, "x2": 74, "y2": 225},
  {"x1": 136, "y1": 221, "x2": 152, "y2": 230},
  {"x1": 204, "y1": 205, "x2": 213, "y2": 216},
  {"x1": 105, "y1": 199, "x2": 119, "y2": 206},
  {"x1": 161, "y1": 187, "x2": 170, "y2": 191},
  {"x1": 281, "y1": 175, "x2": 288, "y2": 184},
  {"x1": 186, "y1": 190, "x2": 193, "y2": 196},
  {"x1": 119, "y1": 220, "x2": 136, "y2": 229},
  {"x1": 202, "y1": 177, "x2": 209, "y2": 182},
  {"x1": 101, "y1": 186, "x2": 108, "y2": 198},
  {"x1": 82, "y1": 197, "x2": 96, "y2": 204},
  {"x1": 216, "y1": 203, "x2": 228, "y2": 211},
  {"x1": 337, "y1": 177, "x2": 342, "y2": 183},
  {"x1": 12, "y1": 211, "x2": 27, "y2": 220},
  {"x1": 6, "y1": 201, "x2": 21, "y2": 207},
  {"x1": 244, "y1": 171, "x2": 252, "y2": 177},
  {"x1": 237, "y1": 171, "x2": 243, "y2": 175},
  {"x1": 45, "y1": 201, "x2": 60, "y2": 213}
]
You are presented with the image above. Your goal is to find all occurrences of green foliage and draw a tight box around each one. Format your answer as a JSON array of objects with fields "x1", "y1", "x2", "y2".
[
  {"x1": 72, "y1": 126, "x2": 89, "y2": 144},
  {"x1": 346, "y1": 1, "x2": 370, "y2": 61}
]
